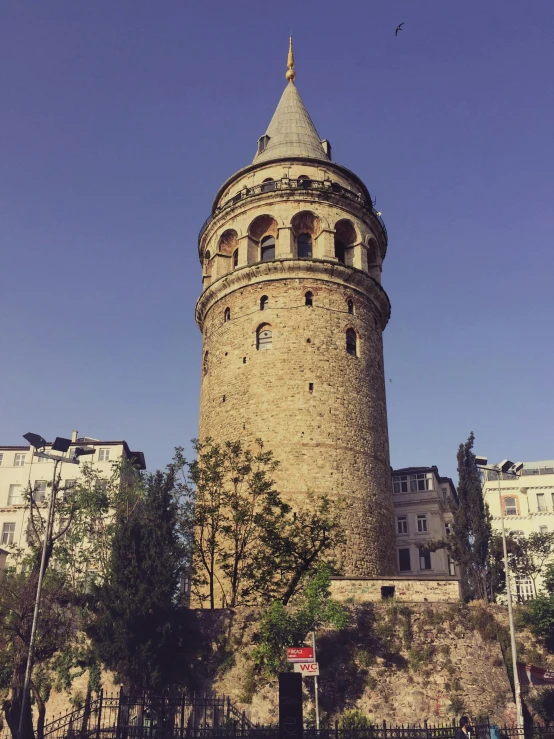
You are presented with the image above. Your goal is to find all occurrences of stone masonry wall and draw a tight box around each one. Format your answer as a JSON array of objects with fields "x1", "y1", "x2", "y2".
[
  {"x1": 198, "y1": 264, "x2": 396, "y2": 578},
  {"x1": 330, "y1": 577, "x2": 462, "y2": 603}
]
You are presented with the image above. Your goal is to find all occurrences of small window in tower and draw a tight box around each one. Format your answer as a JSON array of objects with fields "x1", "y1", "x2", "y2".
[
  {"x1": 346, "y1": 328, "x2": 357, "y2": 356},
  {"x1": 305, "y1": 291, "x2": 313, "y2": 307},
  {"x1": 347, "y1": 299, "x2": 354, "y2": 315},
  {"x1": 257, "y1": 325, "x2": 272, "y2": 351},
  {"x1": 261, "y1": 235, "x2": 275, "y2": 262},
  {"x1": 203, "y1": 351, "x2": 209, "y2": 376},
  {"x1": 298, "y1": 233, "x2": 312, "y2": 259},
  {"x1": 297, "y1": 175, "x2": 311, "y2": 188},
  {"x1": 261, "y1": 177, "x2": 276, "y2": 193},
  {"x1": 335, "y1": 239, "x2": 346, "y2": 264},
  {"x1": 224, "y1": 307, "x2": 230, "y2": 322},
  {"x1": 233, "y1": 249, "x2": 239, "y2": 269},
  {"x1": 309, "y1": 383, "x2": 314, "y2": 393},
  {"x1": 260, "y1": 295, "x2": 268, "y2": 310}
]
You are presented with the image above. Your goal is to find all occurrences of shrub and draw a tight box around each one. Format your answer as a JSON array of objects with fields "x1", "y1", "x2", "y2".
[
  {"x1": 449, "y1": 695, "x2": 465, "y2": 715},
  {"x1": 339, "y1": 710, "x2": 372, "y2": 730},
  {"x1": 520, "y1": 596, "x2": 554, "y2": 652},
  {"x1": 527, "y1": 688, "x2": 554, "y2": 726},
  {"x1": 238, "y1": 663, "x2": 257, "y2": 704},
  {"x1": 366, "y1": 675, "x2": 378, "y2": 691},
  {"x1": 408, "y1": 645, "x2": 434, "y2": 671}
]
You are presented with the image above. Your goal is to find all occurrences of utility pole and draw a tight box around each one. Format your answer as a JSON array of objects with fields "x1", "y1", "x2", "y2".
[{"x1": 312, "y1": 631, "x2": 319, "y2": 730}]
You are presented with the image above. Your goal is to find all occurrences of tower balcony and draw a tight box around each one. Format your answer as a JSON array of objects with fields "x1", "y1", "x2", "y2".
[{"x1": 198, "y1": 177, "x2": 387, "y2": 254}]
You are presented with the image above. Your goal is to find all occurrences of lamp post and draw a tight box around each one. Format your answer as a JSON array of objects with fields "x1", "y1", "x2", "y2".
[
  {"x1": 18, "y1": 433, "x2": 94, "y2": 739},
  {"x1": 476, "y1": 456, "x2": 524, "y2": 728}
]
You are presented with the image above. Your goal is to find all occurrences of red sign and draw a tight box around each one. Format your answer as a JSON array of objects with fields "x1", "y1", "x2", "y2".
[{"x1": 287, "y1": 647, "x2": 315, "y2": 663}]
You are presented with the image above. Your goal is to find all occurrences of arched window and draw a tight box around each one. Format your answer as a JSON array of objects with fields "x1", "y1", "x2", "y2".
[
  {"x1": 260, "y1": 295, "x2": 268, "y2": 311},
  {"x1": 347, "y1": 299, "x2": 354, "y2": 315},
  {"x1": 305, "y1": 291, "x2": 313, "y2": 307},
  {"x1": 233, "y1": 249, "x2": 239, "y2": 269},
  {"x1": 261, "y1": 235, "x2": 275, "y2": 261},
  {"x1": 335, "y1": 239, "x2": 346, "y2": 264},
  {"x1": 261, "y1": 177, "x2": 275, "y2": 193},
  {"x1": 298, "y1": 233, "x2": 312, "y2": 259},
  {"x1": 346, "y1": 328, "x2": 357, "y2": 356},
  {"x1": 224, "y1": 307, "x2": 230, "y2": 322},
  {"x1": 297, "y1": 175, "x2": 311, "y2": 188},
  {"x1": 257, "y1": 325, "x2": 273, "y2": 351}
]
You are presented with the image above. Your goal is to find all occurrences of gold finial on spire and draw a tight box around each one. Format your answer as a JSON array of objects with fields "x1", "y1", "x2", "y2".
[{"x1": 286, "y1": 35, "x2": 296, "y2": 83}]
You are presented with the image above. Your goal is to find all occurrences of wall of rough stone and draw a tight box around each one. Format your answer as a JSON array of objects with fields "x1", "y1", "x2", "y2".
[{"x1": 330, "y1": 577, "x2": 461, "y2": 603}]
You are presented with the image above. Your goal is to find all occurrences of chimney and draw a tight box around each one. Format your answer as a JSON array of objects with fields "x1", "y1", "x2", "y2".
[{"x1": 71, "y1": 430, "x2": 78, "y2": 442}]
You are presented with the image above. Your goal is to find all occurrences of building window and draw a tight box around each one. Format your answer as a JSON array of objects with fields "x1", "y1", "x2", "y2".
[
  {"x1": 0, "y1": 453, "x2": 3, "y2": 466},
  {"x1": 393, "y1": 473, "x2": 433, "y2": 493},
  {"x1": 442, "y1": 487, "x2": 448, "y2": 504},
  {"x1": 540, "y1": 525, "x2": 548, "y2": 534},
  {"x1": 224, "y1": 307, "x2": 231, "y2": 322},
  {"x1": 297, "y1": 175, "x2": 311, "y2": 188},
  {"x1": 98, "y1": 449, "x2": 110, "y2": 462},
  {"x1": 398, "y1": 548, "x2": 411, "y2": 572},
  {"x1": 397, "y1": 516, "x2": 408, "y2": 535},
  {"x1": 445, "y1": 522, "x2": 451, "y2": 537},
  {"x1": 257, "y1": 325, "x2": 272, "y2": 351},
  {"x1": 14, "y1": 453, "x2": 26, "y2": 467},
  {"x1": 504, "y1": 497, "x2": 518, "y2": 516},
  {"x1": 419, "y1": 548, "x2": 432, "y2": 571},
  {"x1": 261, "y1": 235, "x2": 275, "y2": 261},
  {"x1": 537, "y1": 493, "x2": 546, "y2": 512},
  {"x1": 516, "y1": 577, "x2": 534, "y2": 602},
  {"x1": 448, "y1": 556, "x2": 456, "y2": 576},
  {"x1": 7, "y1": 485, "x2": 22, "y2": 506},
  {"x1": 305, "y1": 291, "x2": 313, "y2": 307},
  {"x1": 261, "y1": 177, "x2": 275, "y2": 192},
  {"x1": 393, "y1": 476, "x2": 408, "y2": 494},
  {"x1": 417, "y1": 514, "x2": 428, "y2": 533},
  {"x1": 297, "y1": 233, "x2": 312, "y2": 258},
  {"x1": 1, "y1": 523, "x2": 15, "y2": 546},
  {"x1": 33, "y1": 481, "x2": 47, "y2": 504},
  {"x1": 203, "y1": 351, "x2": 209, "y2": 376},
  {"x1": 260, "y1": 295, "x2": 268, "y2": 310},
  {"x1": 233, "y1": 249, "x2": 239, "y2": 269},
  {"x1": 335, "y1": 238, "x2": 346, "y2": 264},
  {"x1": 346, "y1": 328, "x2": 357, "y2": 356},
  {"x1": 347, "y1": 299, "x2": 354, "y2": 315},
  {"x1": 63, "y1": 479, "x2": 77, "y2": 501}
]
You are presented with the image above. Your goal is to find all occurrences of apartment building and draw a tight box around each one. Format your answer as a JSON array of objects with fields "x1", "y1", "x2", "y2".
[
  {"x1": 392, "y1": 465, "x2": 458, "y2": 580},
  {"x1": 0, "y1": 432, "x2": 145, "y2": 567},
  {"x1": 482, "y1": 460, "x2": 554, "y2": 600}
]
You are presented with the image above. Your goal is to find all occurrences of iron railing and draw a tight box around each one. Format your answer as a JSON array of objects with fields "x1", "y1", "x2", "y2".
[{"x1": 198, "y1": 179, "x2": 387, "y2": 245}]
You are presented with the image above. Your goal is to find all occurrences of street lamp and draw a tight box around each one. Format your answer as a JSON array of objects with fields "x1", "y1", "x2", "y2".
[
  {"x1": 477, "y1": 455, "x2": 523, "y2": 728},
  {"x1": 18, "y1": 432, "x2": 91, "y2": 739}
]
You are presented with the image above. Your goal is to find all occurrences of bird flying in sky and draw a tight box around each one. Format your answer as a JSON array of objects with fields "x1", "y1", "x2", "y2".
[{"x1": 395, "y1": 22, "x2": 404, "y2": 36}]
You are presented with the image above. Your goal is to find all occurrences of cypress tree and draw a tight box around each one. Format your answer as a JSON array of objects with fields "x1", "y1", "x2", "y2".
[
  {"x1": 449, "y1": 432, "x2": 492, "y2": 601},
  {"x1": 88, "y1": 469, "x2": 187, "y2": 693}
]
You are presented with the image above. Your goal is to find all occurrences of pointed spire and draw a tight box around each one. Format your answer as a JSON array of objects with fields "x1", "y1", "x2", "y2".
[
  {"x1": 286, "y1": 36, "x2": 296, "y2": 83},
  {"x1": 253, "y1": 38, "x2": 329, "y2": 164}
]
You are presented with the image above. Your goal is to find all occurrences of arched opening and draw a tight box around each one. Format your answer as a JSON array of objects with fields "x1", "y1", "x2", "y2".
[
  {"x1": 297, "y1": 233, "x2": 312, "y2": 259},
  {"x1": 218, "y1": 229, "x2": 238, "y2": 256},
  {"x1": 261, "y1": 235, "x2": 275, "y2": 261},
  {"x1": 261, "y1": 177, "x2": 275, "y2": 193},
  {"x1": 203, "y1": 351, "x2": 209, "y2": 375},
  {"x1": 224, "y1": 307, "x2": 230, "y2": 322},
  {"x1": 305, "y1": 291, "x2": 313, "y2": 307},
  {"x1": 260, "y1": 295, "x2": 268, "y2": 311},
  {"x1": 233, "y1": 249, "x2": 239, "y2": 269},
  {"x1": 256, "y1": 324, "x2": 273, "y2": 351},
  {"x1": 297, "y1": 175, "x2": 311, "y2": 188},
  {"x1": 334, "y1": 219, "x2": 357, "y2": 266},
  {"x1": 347, "y1": 299, "x2": 354, "y2": 315},
  {"x1": 346, "y1": 328, "x2": 357, "y2": 356}
]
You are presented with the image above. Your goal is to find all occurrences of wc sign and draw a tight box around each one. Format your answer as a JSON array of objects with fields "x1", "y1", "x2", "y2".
[{"x1": 294, "y1": 662, "x2": 320, "y2": 676}]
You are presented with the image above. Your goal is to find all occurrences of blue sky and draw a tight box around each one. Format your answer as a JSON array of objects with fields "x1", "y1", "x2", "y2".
[{"x1": 1, "y1": 0, "x2": 553, "y2": 481}]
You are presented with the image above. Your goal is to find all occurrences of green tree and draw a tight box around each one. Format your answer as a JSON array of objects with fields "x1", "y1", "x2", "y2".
[
  {"x1": 509, "y1": 532, "x2": 554, "y2": 597},
  {"x1": 520, "y1": 595, "x2": 554, "y2": 652},
  {"x1": 252, "y1": 565, "x2": 349, "y2": 676},
  {"x1": 87, "y1": 468, "x2": 188, "y2": 693},
  {"x1": 448, "y1": 433, "x2": 492, "y2": 601},
  {"x1": 542, "y1": 562, "x2": 554, "y2": 595}
]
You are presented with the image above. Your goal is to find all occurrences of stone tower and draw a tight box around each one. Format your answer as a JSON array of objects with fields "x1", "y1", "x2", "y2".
[{"x1": 196, "y1": 40, "x2": 396, "y2": 577}]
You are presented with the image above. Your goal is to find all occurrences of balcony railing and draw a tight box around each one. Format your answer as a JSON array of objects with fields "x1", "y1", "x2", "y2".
[{"x1": 198, "y1": 178, "x2": 387, "y2": 245}]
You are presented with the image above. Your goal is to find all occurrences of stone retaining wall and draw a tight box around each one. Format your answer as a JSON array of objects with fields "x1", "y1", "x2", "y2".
[{"x1": 330, "y1": 576, "x2": 461, "y2": 603}]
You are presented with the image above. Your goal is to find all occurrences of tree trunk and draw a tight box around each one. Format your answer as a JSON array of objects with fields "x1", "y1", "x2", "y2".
[
  {"x1": 31, "y1": 682, "x2": 46, "y2": 739},
  {"x1": 4, "y1": 659, "x2": 34, "y2": 739}
]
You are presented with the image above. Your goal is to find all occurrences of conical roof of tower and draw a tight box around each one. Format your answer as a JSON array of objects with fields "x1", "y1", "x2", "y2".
[{"x1": 253, "y1": 81, "x2": 330, "y2": 164}]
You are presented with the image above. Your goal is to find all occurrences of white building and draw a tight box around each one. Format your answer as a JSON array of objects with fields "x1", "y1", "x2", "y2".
[
  {"x1": 0, "y1": 432, "x2": 145, "y2": 567},
  {"x1": 482, "y1": 460, "x2": 554, "y2": 600},
  {"x1": 392, "y1": 466, "x2": 458, "y2": 580}
]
